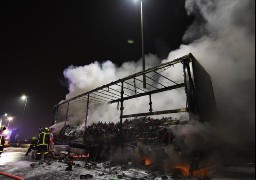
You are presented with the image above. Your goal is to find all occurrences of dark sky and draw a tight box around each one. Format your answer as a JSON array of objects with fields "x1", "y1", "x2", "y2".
[{"x1": 0, "y1": 0, "x2": 194, "y2": 139}]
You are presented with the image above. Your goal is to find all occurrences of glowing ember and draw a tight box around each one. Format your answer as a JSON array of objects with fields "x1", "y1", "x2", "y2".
[
  {"x1": 143, "y1": 157, "x2": 152, "y2": 166},
  {"x1": 174, "y1": 164, "x2": 208, "y2": 177},
  {"x1": 174, "y1": 164, "x2": 189, "y2": 176}
]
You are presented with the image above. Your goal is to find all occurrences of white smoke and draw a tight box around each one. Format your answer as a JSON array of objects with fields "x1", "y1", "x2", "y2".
[
  {"x1": 57, "y1": 0, "x2": 254, "y2": 150},
  {"x1": 60, "y1": 53, "x2": 187, "y2": 127},
  {"x1": 64, "y1": 54, "x2": 160, "y2": 99},
  {"x1": 64, "y1": 60, "x2": 117, "y2": 99},
  {"x1": 166, "y1": 0, "x2": 255, "y2": 145}
]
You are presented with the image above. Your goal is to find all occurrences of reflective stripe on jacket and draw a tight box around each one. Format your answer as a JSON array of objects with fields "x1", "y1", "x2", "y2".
[
  {"x1": 0, "y1": 135, "x2": 5, "y2": 146},
  {"x1": 37, "y1": 132, "x2": 50, "y2": 146}
]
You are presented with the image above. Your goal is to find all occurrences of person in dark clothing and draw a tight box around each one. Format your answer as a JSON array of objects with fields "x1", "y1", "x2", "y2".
[
  {"x1": 0, "y1": 135, "x2": 5, "y2": 155},
  {"x1": 36, "y1": 127, "x2": 50, "y2": 160},
  {"x1": 0, "y1": 125, "x2": 6, "y2": 155},
  {"x1": 25, "y1": 136, "x2": 38, "y2": 156}
]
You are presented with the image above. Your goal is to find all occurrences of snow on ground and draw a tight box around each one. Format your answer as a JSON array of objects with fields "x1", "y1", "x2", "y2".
[
  {"x1": 0, "y1": 147, "x2": 166, "y2": 180},
  {"x1": 0, "y1": 147, "x2": 255, "y2": 180}
]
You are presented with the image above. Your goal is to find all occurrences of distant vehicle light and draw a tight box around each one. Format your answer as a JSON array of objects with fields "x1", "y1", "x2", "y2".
[{"x1": 3, "y1": 129, "x2": 10, "y2": 135}]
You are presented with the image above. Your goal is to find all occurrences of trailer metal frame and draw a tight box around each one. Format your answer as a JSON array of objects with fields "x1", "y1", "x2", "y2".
[{"x1": 52, "y1": 53, "x2": 216, "y2": 143}]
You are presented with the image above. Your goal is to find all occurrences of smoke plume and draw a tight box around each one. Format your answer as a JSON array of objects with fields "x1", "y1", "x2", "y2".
[
  {"x1": 162, "y1": 0, "x2": 255, "y2": 169},
  {"x1": 61, "y1": 53, "x2": 187, "y2": 127},
  {"x1": 166, "y1": 0, "x2": 255, "y2": 146},
  {"x1": 56, "y1": 0, "x2": 254, "y2": 163}
]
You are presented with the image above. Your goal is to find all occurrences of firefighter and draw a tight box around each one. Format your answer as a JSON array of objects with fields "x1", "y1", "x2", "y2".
[
  {"x1": 36, "y1": 127, "x2": 50, "y2": 160},
  {"x1": 25, "y1": 136, "x2": 38, "y2": 156},
  {"x1": 0, "y1": 125, "x2": 6, "y2": 155}
]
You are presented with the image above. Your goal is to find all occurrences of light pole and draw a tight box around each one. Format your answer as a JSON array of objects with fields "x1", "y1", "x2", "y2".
[
  {"x1": 134, "y1": 0, "x2": 146, "y2": 88},
  {"x1": 21, "y1": 95, "x2": 28, "y2": 119}
]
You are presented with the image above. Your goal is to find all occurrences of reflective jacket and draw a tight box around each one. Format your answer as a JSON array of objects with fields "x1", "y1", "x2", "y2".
[
  {"x1": 30, "y1": 139, "x2": 38, "y2": 148},
  {"x1": 37, "y1": 132, "x2": 50, "y2": 146}
]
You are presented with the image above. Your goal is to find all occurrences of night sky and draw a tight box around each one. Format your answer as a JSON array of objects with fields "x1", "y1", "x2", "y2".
[{"x1": 0, "y1": 0, "x2": 194, "y2": 139}]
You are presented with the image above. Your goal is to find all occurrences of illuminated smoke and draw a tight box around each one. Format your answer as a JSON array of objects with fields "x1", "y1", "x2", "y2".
[
  {"x1": 61, "y1": 53, "x2": 187, "y2": 127},
  {"x1": 58, "y1": 0, "x2": 254, "y2": 160},
  {"x1": 166, "y1": 0, "x2": 255, "y2": 146},
  {"x1": 161, "y1": 0, "x2": 255, "y2": 170}
]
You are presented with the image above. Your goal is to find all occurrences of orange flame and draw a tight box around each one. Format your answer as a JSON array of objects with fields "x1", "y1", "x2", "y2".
[
  {"x1": 174, "y1": 164, "x2": 208, "y2": 177},
  {"x1": 174, "y1": 164, "x2": 190, "y2": 176},
  {"x1": 143, "y1": 157, "x2": 152, "y2": 166}
]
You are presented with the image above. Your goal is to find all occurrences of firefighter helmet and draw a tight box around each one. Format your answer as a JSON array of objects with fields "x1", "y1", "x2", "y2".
[
  {"x1": 44, "y1": 127, "x2": 49, "y2": 132},
  {"x1": 32, "y1": 136, "x2": 37, "y2": 141}
]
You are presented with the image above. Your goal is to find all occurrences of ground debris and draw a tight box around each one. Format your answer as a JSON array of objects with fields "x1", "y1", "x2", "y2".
[
  {"x1": 65, "y1": 161, "x2": 73, "y2": 171},
  {"x1": 30, "y1": 162, "x2": 39, "y2": 168},
  {"x1": 98, "y1": 172, "x2": 105, "y2": 176},
  {"x1": 84, "y1": 162, "x2": 96, "y2": 169},
  {"x1": 80, "y1": 174, "x2": 93, "y2": 179}
]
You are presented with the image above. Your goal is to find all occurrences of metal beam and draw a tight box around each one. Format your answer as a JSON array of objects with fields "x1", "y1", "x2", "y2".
[
  {"x1": 120, "y1": 82, "x2": 124, "y2": 138},
  {"x1": 125, "y1": 81, "x2": 146, "y2": 93},
  {"x1": 84, "y1": 94, "x2": 90, "y2": 144},
  {"x1": 153, "y1": 70, "x2": 178, "y2": 85},
  {"x1": 75, "y1": 96, "x2": 105, "y2": 104},
  {"x1": 122, "y1": 108, "x2": 188, "y2": 118},
  {"x1": 85, "y1": 94, "x2": 90, "y2": 128},
  {"x1": 149, "y1": 94, "x2": 152, "y2": 113},
  {"x1": 110, "y1": 83, "x2": 185, "y2": 103},
  {"x1": 109, "y1": 87, "x2": 129, "y2": 96},
  {"x1": 145, "y1": 75, "x2": 166, "y2": 87},
  {"x1": 91, "y1": 92, "x2": 116, "y2": 101},
  {"x1": 133, "y1": 78, "x2": 137, "y2": 94},
  {"x1": 102, "y1": 88, "x2": 121, "y2": 98},
  {"x1": 97, "y1": 89, "x2": 120, "y2": 99},
  {"x1": 116, "y1": 83, "x2": 137, "y2": 93},
  {"x1": 55, "y1": 54, "x2": 190, "y2": 107},
  {"x1": 73, "y1": 99, "x2": 101, "y2": 105},
  {"x1": 134, "y1": 77, "x2": 159, "y2": 90}
]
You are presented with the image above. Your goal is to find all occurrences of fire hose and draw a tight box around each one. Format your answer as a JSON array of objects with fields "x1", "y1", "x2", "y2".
[{"x1": 0, "y1": 171, "x2": 24, "y2": 180}]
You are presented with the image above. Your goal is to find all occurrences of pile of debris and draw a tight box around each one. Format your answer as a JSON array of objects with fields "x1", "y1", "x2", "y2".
[{"x1": 28, "y1": 157, "x2": 211, "y2": 180}]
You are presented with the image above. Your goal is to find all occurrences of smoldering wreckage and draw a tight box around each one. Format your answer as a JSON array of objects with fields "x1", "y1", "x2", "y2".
[
  {"x1": 1, "y1": 0, "x2": 253, "y2": 178},
  {"x1": 38, "y1": 54, "x2": 222, "y2": 179}
]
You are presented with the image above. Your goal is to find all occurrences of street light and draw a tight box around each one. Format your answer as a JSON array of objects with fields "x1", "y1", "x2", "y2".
[
  {"x1": 133, "y1": 0, "x2": 146, "y2": 88},
  {"x1": 7, "y1": 116, "x2": 13, "y2": 128},
  {"x1": 21, "y1": 95, "x2": 28, "y2": 118},
  {"x1": 1, "y1": 113, "x2": 8, "y2": 127}
]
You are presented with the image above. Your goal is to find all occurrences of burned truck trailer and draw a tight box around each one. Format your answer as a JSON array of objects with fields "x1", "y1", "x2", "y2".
[{"x1": 51, "y1": 53, "x2": 217, "y2": 163}]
